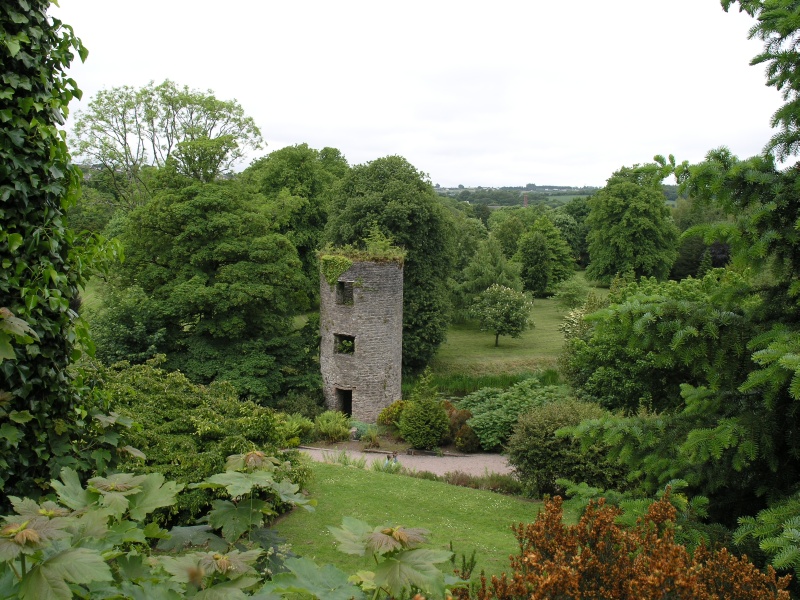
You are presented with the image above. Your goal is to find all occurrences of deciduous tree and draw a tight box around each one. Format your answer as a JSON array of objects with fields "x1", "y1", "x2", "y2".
[
  {"x1": 585, "y1": 163, "x2": 679, "y2": 284},
  {"x1": 515, "y1": 216, "x2": 575, "y2": 296},
  {"x1": 101, "y1": 177, "x2": 318, "y2": 401},
  {"x1": 72, "y1": 80, "x2": 262, "y2": 206},
  {"x1": 243, "y1": 143, "x2": 349, "y2": 302},
  {"x1": 470, "y1": 284, "x2": 533, "y2": 347}
]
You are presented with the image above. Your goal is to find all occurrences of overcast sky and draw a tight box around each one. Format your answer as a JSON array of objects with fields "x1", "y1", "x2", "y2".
[{"x1": 53, "y1": 1, "x2": 782, "y2": 188}]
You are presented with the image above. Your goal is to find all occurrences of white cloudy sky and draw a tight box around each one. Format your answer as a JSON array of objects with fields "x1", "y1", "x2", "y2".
[{"x1": 53, "y1": 1, "x2": 782, "y2": 188}]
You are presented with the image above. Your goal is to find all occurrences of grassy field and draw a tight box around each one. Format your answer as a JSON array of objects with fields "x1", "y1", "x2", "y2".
[
  {"x1": 430, "y1": 296, "x2": 566, "y2": 378},
  {"x1": 274, "y1": 461, "x2": 549, "y2": 579}
]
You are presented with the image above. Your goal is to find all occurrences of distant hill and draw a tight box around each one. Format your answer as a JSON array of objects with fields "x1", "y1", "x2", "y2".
[{"x1": 435, "y1": 183, "x2": 682, "y2": 207}]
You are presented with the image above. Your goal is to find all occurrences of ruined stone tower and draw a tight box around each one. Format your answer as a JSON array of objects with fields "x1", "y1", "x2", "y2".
[{"x1": 319, "y1": 258, "x2": 403, "y2": 423}]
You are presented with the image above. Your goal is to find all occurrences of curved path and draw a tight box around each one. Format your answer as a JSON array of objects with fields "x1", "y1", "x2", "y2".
[{"x1": 299, "y1": 447, "x2": 512, "y2": 477}]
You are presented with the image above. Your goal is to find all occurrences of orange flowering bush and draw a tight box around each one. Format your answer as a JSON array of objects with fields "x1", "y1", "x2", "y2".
[{"x1": 477, "y1": 494, "x2": 791, "y2": 600}]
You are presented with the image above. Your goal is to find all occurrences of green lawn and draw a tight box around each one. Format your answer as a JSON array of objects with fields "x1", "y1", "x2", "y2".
[
  {"x1": 274, "y1": 461, "x2": 547, "y2": 579},
  {"x1": 430, "y1": 296, "x2": 565, "y2": 377}
]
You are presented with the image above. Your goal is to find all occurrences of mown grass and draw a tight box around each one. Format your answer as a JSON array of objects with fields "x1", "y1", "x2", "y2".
[
  {"x1": 274, "y1": 461, "x2": 549, "y2": 579},
  {"x1": 429, "y1": 296, "x2": 566, "y2": 379}
]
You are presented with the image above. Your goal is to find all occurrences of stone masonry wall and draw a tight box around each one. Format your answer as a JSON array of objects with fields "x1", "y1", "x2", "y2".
[{"x1": 319, "y1": 260, "x2": 403, "y2": 423}]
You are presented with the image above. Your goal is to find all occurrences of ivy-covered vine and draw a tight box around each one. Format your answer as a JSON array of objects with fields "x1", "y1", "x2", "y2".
[
  {"x1": 319, "y1": 254, "x2": 353, "y2": 286},
  {"x1": 0, "y1": 1, "x2": 120, "y2": 505},
  {"x1": 318, "y1": 228, "x2": 405, "y2": 286}
]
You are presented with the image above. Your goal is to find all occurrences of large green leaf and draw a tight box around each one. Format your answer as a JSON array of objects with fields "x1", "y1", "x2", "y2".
[
  {"x1": 194, "y1": 470, "x2": 277, "y2": 498},
  {"x1": 373, "y1": 548, "x2": 452, "y2": 598},
  {"x1": 328, "y1": 516, "x2": 372, "y2": 556},
  {"x1": 272, "y1": 479, "x2": 315, "y2": 511},
  {"x1": 157, "y1": 525, "x2": 228, "y2": 553},
  {"x1": 261, "y1": 557, "x2": 365, "y2": 600},
  {"x1": 127, "y1": 473, "x2": 183, "y2": 521},
  {"x1": 19, "y1": 548, "x2": 112, "y2": 600},
  {"x1": 51, "y1": 468, "x2": 93, "y2": 510},
  {"x1": 207, "y1": 499, "x2": 267, "y2": 542}
]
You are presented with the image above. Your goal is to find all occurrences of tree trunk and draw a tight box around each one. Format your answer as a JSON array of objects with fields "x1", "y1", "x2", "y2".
[{"x1": 495, "y1": 333, "x2": 499, "y2": 347}]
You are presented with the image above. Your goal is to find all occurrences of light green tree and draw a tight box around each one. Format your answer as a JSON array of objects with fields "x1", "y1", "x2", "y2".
[
  {"x1": 470, "y1": 284, "x2": 533, "y2": 347},
  {"x1": 454, "y1": 235, "x2": 522, "y2": 320},
  {"x1": 72, "y1": 80, "x2": 263, "y2": 205}
]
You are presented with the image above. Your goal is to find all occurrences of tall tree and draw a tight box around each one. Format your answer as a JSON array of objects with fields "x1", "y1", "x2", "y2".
[
  {"x1": 515, "y1": 216, "x2": 575, "y2": 296},
  {"x1": 72, "y1": 80, "x2": 262, "y2": 206},
  {"x1": 243, "y1": 143, "x2": 349, "y2": 302},
  {"x1": 585, "y1": 163, "x2": 679, "y2": 284},
  {"x1": 325, "y1": 156, "x2": 456, "y2": 370},
  {"x1": 100, "y1": 177, "x2": 318, "y2": 400},
  {"x1": 454, "y1": 235, "x2": 522, "y2": 320}
]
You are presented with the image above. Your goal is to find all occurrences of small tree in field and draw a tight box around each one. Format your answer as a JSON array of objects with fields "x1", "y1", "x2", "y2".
[{"x1": 471, "y1": 284, "x2": 533, "y2": 347}]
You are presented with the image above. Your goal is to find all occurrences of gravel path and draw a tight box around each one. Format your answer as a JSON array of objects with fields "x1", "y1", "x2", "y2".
[{"x1": 300, "y1": 447, "x2": 512, "y2": 477}]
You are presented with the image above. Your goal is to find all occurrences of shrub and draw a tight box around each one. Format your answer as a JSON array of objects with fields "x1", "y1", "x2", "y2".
[
  {"x1": 361, "y1": 427, "x2": 381, "y2": 449},
  {"x1": 399, "y1": 399, "x2": 450, "y2": 450},
  {"x1": 349, "y1": 420, "x2": 371, "y2": 440},
  {"x1": 105, "y1": 357, "x2": 292, "y2": 520},
  {"x1": 460, "y1": 378, "x2": 570, "y2": 451},
  {"x1": 277, "y1": 413, "x2": 315, "y2": 447},
  {"x1": 314, "y1": 410, "x2": 351, "y2": 442},
  {"x1": 377, "y1": 399, "x2": 407, "y2": 427},
  {"x1": 552, "y1": 278, "x2": 589, "y2": 309},
  {"x1": 506, "y1": 399, "x2": 629, "y2": 497},
  {"x1": 274, "y1": 390, "x2": 326, "y2": 419},
  {"x1": 478, "y1": 494, "x2": 791, "y2": 600},
  {"x1": 455, "y1": 424, "x2": 482, "y2": 453},
  {"x1": 444, "y1": 401, "x2": 473, "y2": 442}
]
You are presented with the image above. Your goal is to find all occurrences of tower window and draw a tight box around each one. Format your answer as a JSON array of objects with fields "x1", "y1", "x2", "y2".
[
  {"x1": 334, "y1": 334, "x2": 355, "y2": 354},
  {"x1": 336, "y1": 281, "x2": 354, "y2": 305}
]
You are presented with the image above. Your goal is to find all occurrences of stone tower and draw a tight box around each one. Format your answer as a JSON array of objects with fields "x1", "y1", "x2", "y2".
[{"x1": 319, "y1": 259, "x2": 403, "y2": 423}]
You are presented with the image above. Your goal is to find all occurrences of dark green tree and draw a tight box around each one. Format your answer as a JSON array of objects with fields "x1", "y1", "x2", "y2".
[
  {"x1": 515, "y1": 217, "x2": 575, "y2": 296},
  {"x1": 453, "y1": 235, "x2": 522, "y2": 320},
  {"x1": 515, "y1": 232, "x2": 550, "y2": 295},
  {"x1": 558, "y1": 196, "x2": 592, "y2": 267},
  {"x1": 490, "y1": 214, "x2": 526, "y2": 258},
  {"x1": 585, "y1": 164, "x2": 679, "y2": 284},
  {"x1": 0, "y1": 1, "x2": 123, "y2": 504},
  {"x1": 102, "y1": 177, "x2": 318, "y2": 401},
  {"x1": 325, "y1": 156, "x2": 456, "y2": 370},
  {"x1": 243, "y1": 143, "x2": 349, "y2": 302}
]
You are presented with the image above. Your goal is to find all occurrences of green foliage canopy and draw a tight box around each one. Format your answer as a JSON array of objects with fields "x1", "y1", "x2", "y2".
[
  {"x1": 585, "y1": 164, "x2": 679, "y2": 284},
  {"x1": 325, "y1": 155, "x2": 456, "y2": 370},
  {"x1": 72, "y1": 79, "x2": 263, "y2": 205},
  {"x1": 243, "y1": 143, "x2": 349, "y2": 302},
  {"x1": 98, "y1": 178, "x2": 319, "y2": 400},
  {"x1": 469, "y1": 284, "x2": 533, "y2": 347}
]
